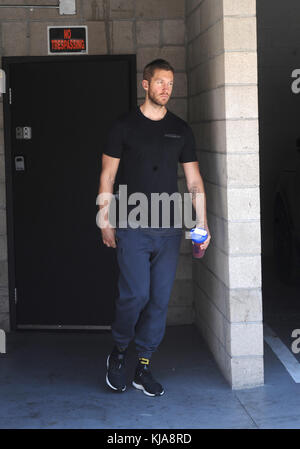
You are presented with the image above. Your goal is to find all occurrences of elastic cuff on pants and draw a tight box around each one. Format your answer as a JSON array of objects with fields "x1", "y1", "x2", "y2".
[{"x1": 137, "y1": 353, "x2": 152, "y2": 360}]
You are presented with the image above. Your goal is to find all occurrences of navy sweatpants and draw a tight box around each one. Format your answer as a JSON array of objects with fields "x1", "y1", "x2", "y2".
[{"x1": 112, "y1": 227, "x2": 182, "y2": 359}]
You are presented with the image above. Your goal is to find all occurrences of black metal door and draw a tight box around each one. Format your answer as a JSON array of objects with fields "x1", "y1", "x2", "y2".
[{"x1": 3, "y1": 55, "x2": 136, "y2": 329}]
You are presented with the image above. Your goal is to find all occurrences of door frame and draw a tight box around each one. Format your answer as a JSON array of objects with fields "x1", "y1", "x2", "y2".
[{"x1": 2, "y1": 54, "x2": 137, "y2": 331}]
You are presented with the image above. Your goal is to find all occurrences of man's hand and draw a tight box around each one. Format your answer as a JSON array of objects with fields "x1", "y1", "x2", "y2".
[
  {"x1": 200, "y1": 224, "x2": 211, "y2": 251},
  {"x1": 101, "y1": 227, "x2": 117, "y2": 248},
  {"x1": 192, "y1": 224, "x2": 211, "y2": 251}
]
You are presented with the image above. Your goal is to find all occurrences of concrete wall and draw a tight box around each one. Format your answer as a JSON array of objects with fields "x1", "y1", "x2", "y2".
[
  {"x1": 257, "y1": 0, "x2": 300, "y2": 257},
  {"x1": 186, "y1": 0, "x2": 263, "y2": 389},
  {"x1": 0, "y1": 0, "x2": 191, "y2": 330}
]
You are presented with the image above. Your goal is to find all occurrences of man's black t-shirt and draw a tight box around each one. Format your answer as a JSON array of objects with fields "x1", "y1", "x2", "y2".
[{"x1": 103, "y1": 106, "x2": 197, "y2": 229}]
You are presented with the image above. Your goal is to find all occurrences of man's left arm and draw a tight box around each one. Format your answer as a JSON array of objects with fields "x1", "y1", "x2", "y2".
[{"x1": 182, "y1": 161, "x2": 211, "y2": 250}]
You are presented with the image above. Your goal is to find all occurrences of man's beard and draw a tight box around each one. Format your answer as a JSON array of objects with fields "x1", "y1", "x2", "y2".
[{"x1": 148, "y1": 89, "x2": 169, "y2": 107}]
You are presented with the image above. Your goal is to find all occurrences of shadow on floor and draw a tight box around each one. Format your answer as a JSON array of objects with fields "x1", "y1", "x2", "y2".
[{"x1": 263, "y1": 254, "x2": 300, "y2": 362}]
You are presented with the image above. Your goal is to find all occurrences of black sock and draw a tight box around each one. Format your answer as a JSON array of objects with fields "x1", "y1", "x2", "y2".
[{"x1": 116, "y1": 345, "x2": 127, "y2": 353}]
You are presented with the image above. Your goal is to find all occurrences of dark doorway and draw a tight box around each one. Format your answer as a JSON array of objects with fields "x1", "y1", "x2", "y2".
[
  {"x1": 2, "y1": 55, "x2": 136, "y2": 330},
  {"x1": 257, "y1": 0, "x2": 300, "y2": 361}
]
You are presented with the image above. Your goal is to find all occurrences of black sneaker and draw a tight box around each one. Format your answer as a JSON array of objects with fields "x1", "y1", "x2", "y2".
[
  {"x1": 132, "y1": 363, "x2": 164, "y2": 397},
  {"x1": 106, "y1": 346, "x2": 127, "y2": 392}
]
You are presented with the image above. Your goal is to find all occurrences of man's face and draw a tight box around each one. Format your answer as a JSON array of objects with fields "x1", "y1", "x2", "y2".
[{"x1": 145, "y1": 69, "x2": 174, "y2": 107}]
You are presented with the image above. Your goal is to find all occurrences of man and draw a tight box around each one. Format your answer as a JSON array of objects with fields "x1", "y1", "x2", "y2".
[{"x1": 98, "y1": 59, "x2": 211, "y2": 396}]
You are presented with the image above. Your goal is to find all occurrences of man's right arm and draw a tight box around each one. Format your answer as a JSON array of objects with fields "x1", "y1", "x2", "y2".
[{"x1": 98, "y1": 154, "x2": 120, "y2": 248}]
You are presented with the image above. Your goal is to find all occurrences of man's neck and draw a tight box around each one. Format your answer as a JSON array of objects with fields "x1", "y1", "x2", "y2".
[{"x1": 140, "y1": 101, "x2": 167, "y2": 121}]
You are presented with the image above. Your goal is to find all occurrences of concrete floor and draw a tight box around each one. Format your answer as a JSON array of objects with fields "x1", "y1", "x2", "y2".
[{"x1": 1, "y1": 321, "x2": 300, "y2": 429}]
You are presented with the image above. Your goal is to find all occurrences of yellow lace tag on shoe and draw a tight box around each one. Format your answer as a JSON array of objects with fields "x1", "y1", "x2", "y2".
[{"x1": 139, "y1": 357, "x2": 150, "y2": 365}]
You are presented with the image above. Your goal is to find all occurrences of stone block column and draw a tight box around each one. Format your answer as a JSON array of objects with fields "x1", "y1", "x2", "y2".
[{"x1": 186, "y1": 0, "x2": 263, "y2": 388}]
